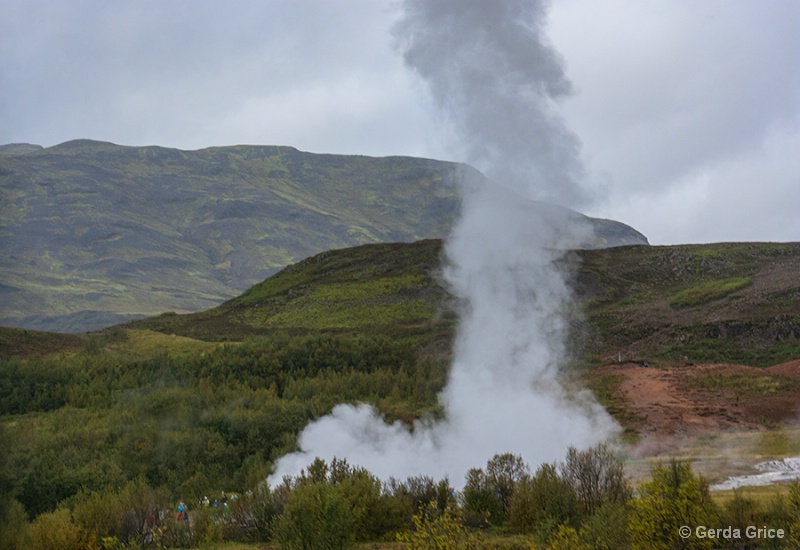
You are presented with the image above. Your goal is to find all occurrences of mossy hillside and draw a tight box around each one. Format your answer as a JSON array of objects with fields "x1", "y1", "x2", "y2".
[
  {"x1": 4, "y1": 240, "x2": 799, "y2": 369},
  {"x1": 132, "y1": 240, "x2": 452, "y2": 341},
  {"x1": 575, "y1": 242, "x2": 800, "y2": 366},
  {"x1": 1, "y1": 139, "x2": 648, "y2": 332},
  {"x1": 0, "y1": 326, "x2": 84, "y2": 360},
  {"x1": 0, "y1": 141, "x2": 461, "y2": 329},
  {"x1": 234, "y1": 257, "x2": 440, "y2": 331},
  {"x1": 670, "y1": 277, "x2": 752, "y2": 308}
]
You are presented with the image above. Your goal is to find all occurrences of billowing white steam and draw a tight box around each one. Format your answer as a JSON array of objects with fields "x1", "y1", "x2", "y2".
[{"x1": 269, "y1": 0, "x2": 617, "y2": 486}]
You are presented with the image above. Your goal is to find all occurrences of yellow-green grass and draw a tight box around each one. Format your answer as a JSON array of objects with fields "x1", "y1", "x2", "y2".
[
  {"x1": 670, "y1": 276, "x2": 752, "y2": 308},
  {"x1": 711, "y1": 483, "x2": 790, "y2": 509},
  {"x1": 104, "y1": 328, "x2": 220, "y2": 357}
]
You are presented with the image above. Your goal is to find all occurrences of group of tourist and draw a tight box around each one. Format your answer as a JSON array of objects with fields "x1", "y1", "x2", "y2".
[{"x1": 175, "y1": 491, "x2": 234, "y2": 524}]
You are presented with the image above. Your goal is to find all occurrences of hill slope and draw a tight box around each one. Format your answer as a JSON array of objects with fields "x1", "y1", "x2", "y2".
[
  {"x1": 127, "y1": 239, "x2": 800, "y2": 368},
  {"x1": 127, "y1": 238, "x2": 800, "y2": 443},
  {"x1": 0, "y1": 139, "x2": 647, "y2": 332},
  {"x1": 575, "y1": 242, "x2": 800, "y2": 367}
]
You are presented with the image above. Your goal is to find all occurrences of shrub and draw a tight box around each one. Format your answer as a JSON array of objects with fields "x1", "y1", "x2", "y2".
[
  {"x1": 117, "y1": 478, "x2": 171, "y2": 545},
  {"x1": 509, "y1": 462, "x2": 579, "y2": 543},
  {"x1": 561, "y1": 444, "x2": 631, "y2": 516},
  {"x1": 192, "y1": 506, "x2": 223, "y2": 545},
  {"x1": 396, "y1": 500, "x2": 480, "y2": 550},
  {"x1": 152, "y1": 512, "x2": 193, "y2": 549},
  {"x1": 484, "y1": 453, "x2": 530, "y2": 520},
  {"x1": 29, "y1": 508, "x2": 82, "y2": 550},
  {"x1": 327, "y1": 458, "x2": 384, "y2": 541},
  {"x1": 549, "y1": 524, "x2": 590, "y2": 550},
  {"x1": 579, "y1": 501, "x2": 631, "y2": 550},
  {"x1": 462, "y1": 467, "x2": 501, "y2": 528},
  {"x1": 275, "y1": 481, "x2": 354, "y2": 550},
  {"x1": 629, "y1": 460, "x2": 717, "y2": 550},
  {"x1": 223, "y1": 481, "x2": 276, "y2": 542},
  {"x1": 0, "y1": 499, "x2": 31, "y2": 550},
  {"x1": 463, "y1": 454, "x2": 529, "y2": 526},
  {"x1": 387, "y1": 475, "x2": 446, "y2": 514},
  {"x1": 71, "y1": 489, "x2": 125, "y2": 547}
]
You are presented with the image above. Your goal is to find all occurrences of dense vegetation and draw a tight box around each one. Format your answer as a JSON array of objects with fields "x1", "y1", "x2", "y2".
[
  {"x1": 2, "y1": 239, "x2": 800, "y2": 547},
  {"x1": 0, "y1": 330, "x2": 448, "y2": 519},
  {"x1": 4, "y1": 443, "x2": 800, "y2": 549}
]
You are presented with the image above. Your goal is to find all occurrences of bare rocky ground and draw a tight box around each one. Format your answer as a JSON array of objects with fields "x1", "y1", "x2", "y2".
[{"x1": 601, "y1": 359, "x2": 800, "y2": 486}]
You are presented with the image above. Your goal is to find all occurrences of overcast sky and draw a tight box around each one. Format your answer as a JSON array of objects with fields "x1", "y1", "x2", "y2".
[{"x1": 2, "y1": 0, "x2": 798, "y2": 245}]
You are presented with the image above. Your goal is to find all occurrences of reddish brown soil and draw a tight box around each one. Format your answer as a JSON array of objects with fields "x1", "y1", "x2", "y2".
[
  {"x1": 765, "y1": 359, "x2": 800, "y2": 378},
  {"x1": 598, "y1": 361, "x2": 800, "y2": 454}
]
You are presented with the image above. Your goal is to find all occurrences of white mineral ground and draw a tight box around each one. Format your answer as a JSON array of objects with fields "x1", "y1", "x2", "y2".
[{"x1": 711, "y1": 457, "x2": 800, "y2": 490}]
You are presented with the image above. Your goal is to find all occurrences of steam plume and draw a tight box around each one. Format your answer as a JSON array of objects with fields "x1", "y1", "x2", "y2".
[
  {"x1": 269, "y1": 0, "x2": 616, "y2": 485},
  {"x1": 396, "y1": 0, "x2": 591, "y2": 207}
]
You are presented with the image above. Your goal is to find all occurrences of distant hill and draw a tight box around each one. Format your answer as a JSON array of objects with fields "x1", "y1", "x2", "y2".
[
  {"x1": 0, "y1": 143, "x2": 44, "y2": 156},
  {"x1": 127, "y1": 239, "x2": 800, "y2": 369},
  {"x1": 0, "y1": 139, "x2": 647, "y2": 332}
]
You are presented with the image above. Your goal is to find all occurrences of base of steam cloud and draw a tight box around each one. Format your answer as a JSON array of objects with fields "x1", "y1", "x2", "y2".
[{"x1": 268, "y1": 383, "x2": 618, "y2": 488}]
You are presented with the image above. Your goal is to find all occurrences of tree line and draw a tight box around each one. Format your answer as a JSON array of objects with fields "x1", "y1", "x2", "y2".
[{"x1": 3, "y1": 443, "x2": 800, "y2": 549}]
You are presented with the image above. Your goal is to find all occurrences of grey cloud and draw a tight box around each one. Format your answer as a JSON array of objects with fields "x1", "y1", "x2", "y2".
[
  {"x1": 1, "y1": 0, "x2": 414, "y2": 151},
  {"x1": 1, "y1": 0, "x2": 797, "y2": 243}
]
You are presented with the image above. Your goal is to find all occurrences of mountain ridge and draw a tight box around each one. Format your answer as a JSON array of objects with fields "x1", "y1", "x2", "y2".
[{"x1": 1, "y1": 139, "x2": 648, "y2": 332}]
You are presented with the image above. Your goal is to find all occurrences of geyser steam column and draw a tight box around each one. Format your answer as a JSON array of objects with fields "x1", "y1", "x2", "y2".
[{"x1": 269, "y1": 0, "x2": 618, "y2": 485}]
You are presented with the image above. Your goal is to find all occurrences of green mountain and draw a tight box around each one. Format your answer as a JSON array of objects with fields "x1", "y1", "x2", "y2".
[{"x1": 0, "y1": 139, "x2": 647, "y2": 332}]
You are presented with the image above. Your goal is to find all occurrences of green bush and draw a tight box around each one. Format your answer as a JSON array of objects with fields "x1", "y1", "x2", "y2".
[
  {"x1": 579, "y1": 501, "x2": 631, "y2": 550},
  {"x1": 463, "y1": 454, "x2": 529, "y2": 526},
  {"x1": 0, "y1": 499, "x2": 31, "y2": 550},
  {"x1": 549, "y1": 524, "x2": 589, "y2": 550},
  {"x1": 329, "y1": 459, "x2": 384, "y2": 541},
  {"x1": 71, "y1": 489, "x2": 125, "y2": 547},
  {"x1": 192, "y1": 506, "x2": 223, "y2": 545},
  {"x1": 462, "y1": 468, "x2": 501, "y2": 528},
  {"x1": 561, "y1": 444, "x2": 631, "y2": 516},
  {"x1": 275, "y1": 480, "x2": 354, "y2": 550},
  {"x1": 384, "y1": 475, "x2": 454, "y2": 535},
  {"x1": 629, "y1": 460, "x2": 717, "y2": 550},
  {"x1": 509, "y1": 462, "x2": 579, "y2": 542},
  {"x1": 223, "y1": 482, "x2": 276, "y2": 542},
  {"x1": 29, "y1": 508, "x2": 82, "y2": 550},
  {"x1": 396, "y1": 500, "x2": 480, "y2": 550}
]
